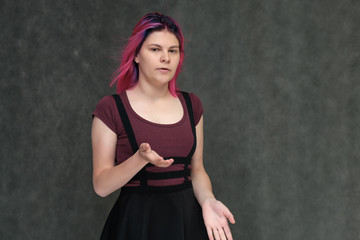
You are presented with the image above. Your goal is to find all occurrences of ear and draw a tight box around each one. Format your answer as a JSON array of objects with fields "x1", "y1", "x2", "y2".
[{"x1": 134, "y1": 55, "x2": 139, "y2": 63}]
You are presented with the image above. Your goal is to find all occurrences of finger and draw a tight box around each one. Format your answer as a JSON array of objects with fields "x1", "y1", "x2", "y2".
[
  {"x1": 164, "y1": 158, "x2": 174, "y2": 164},
  {"x1": 157, "y1": 159, "x2": 174, "y2": 167},
  {"x1": 218, "y1": 227, "x2": 226, "y2": 240},
  {"x1": 223, "y1": 225, "x2": 233, "y2": 240},
  {"x1": 213, "y1": 228, "x2": 221, "y2": 240},
  {"x1": 163, "y1": 158, "x2": 174, "y2": 166},
  {"x1": 151, "y1": 149, "x2": 162, "y2": 158},
  {"x1": 224, "y1": 207, "x2": 235, "y2": 224},
  {"x1": 206, "y1": 227, "x2": 214, "y2": 240}
]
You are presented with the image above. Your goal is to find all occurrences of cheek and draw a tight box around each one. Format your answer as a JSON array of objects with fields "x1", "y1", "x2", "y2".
[{"x1": 174, "y1": 57, "x2": 181, "y2": 67}]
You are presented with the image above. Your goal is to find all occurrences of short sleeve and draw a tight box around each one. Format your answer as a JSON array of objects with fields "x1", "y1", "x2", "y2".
[
  {"x1": 92, "y1": 95, "x2": 119, "y2": 134},
  {"x1": 189, "y1": 93, "x2": 204, "y2": 125}
]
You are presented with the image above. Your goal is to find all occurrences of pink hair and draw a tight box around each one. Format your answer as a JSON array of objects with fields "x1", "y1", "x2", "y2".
[{"x1": 110, "y1": 13, "x2": 185, "y2": 97}]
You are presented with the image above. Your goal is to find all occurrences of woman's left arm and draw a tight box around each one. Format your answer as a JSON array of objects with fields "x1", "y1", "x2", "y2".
[{"x1": 191, "y1": 116, "x2": 236, "y2": 240}]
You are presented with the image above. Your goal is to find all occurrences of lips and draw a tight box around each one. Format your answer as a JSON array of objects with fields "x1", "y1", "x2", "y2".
[{"x1": 157, "y1": 67, "x2": 170, "y2": 72}]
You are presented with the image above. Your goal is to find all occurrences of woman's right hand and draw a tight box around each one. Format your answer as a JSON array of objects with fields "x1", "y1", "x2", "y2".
[{"x1": 138, "y1": 143, "x2": 174, "y2": 167}]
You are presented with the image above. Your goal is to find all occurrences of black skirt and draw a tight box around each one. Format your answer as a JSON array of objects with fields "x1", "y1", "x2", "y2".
[{"x1": 100, "y1": 186, "x2": 209, "y2": 240}]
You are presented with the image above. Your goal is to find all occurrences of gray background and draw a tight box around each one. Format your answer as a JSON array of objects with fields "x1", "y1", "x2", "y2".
[{"x1": 1, "y1": 0, "x2": 359, "y2": 239}]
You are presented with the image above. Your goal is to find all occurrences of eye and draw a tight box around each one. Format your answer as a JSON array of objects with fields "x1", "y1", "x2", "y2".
[
  {"x1": 169, "y1": 49, "x2": 178, "y2": 54},
  {"x1": 151, "y1": 48, "x2": 160, "y2": 52}
]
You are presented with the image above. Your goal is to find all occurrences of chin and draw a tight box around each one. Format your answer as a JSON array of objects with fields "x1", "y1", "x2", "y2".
[{"x1": 155, "y1": 77, "x2": 173, "y2": 84}]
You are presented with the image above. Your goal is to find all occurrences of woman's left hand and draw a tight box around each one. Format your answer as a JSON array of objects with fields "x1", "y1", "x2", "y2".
[{"x1": 202, "y1": 198, "x2": 235, "y2": 240}]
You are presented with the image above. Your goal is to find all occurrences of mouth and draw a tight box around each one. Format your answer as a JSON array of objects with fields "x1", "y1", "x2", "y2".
[{"x1": 157, "y1": 67, "x2": 171, "y2": 72}]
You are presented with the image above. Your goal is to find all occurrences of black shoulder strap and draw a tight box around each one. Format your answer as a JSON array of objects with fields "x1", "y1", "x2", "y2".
[
  {"x1": 112, "y1": 94, "x2": 139, "y2": 153},
  {"x1": 112, "y1": 94, "x2": 147, "y2": 187},
  {"x1": 181, "y1": 91, "x2": 196, "y2": 136},
  {"x1": 181, "y1": 91, "x2": 197, "y2": 159}
]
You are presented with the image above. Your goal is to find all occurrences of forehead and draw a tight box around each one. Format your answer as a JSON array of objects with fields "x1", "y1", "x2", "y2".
[{"x1": 143, "y1": 30, "x2": 179, "y2": 47}]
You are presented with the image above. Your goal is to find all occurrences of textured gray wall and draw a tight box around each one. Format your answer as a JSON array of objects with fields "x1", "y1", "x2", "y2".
[{"x1": 1, "y1": 0, "x2": 359, "y2": 239}]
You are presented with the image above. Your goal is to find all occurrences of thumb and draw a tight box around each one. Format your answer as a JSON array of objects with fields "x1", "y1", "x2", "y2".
[
  {"x1": 224, "y1": 208, "x2": 235, "y2": 224},
  {"x1": 139, "y1": 143, "x2": 150, "y2": 152}
]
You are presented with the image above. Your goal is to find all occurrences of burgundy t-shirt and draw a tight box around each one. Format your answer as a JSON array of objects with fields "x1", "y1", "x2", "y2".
[{"x1": 93, "y1": 91, "x2": 204, "y2": 187}]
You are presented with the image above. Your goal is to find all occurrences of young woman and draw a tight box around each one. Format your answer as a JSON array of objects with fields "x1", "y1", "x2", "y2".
[{"x1": 92, "y1": 13, "x2": 235, "y2": 240}]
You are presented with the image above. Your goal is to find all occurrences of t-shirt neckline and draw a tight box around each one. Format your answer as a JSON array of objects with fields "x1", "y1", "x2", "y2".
[{"x1": 121, "y1": 91, "x2": 187, "y2": 128}]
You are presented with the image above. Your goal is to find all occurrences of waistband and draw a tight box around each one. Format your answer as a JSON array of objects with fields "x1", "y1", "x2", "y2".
[
  {"x1": 121, "y1": 181, "x2": 192, "y2": 194},
  {"x1": 130, "y1": 157, "x2": 191, "y2": 188}
]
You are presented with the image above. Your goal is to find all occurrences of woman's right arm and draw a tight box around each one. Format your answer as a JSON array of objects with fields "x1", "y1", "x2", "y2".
[{"x1": 91, "y1": 117, "x2": 173, "y2": 197}]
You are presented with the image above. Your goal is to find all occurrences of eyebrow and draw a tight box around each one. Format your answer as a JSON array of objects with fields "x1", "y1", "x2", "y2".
[{"x1": 147, "y1": 44, "x2": 179, "y2": 48}]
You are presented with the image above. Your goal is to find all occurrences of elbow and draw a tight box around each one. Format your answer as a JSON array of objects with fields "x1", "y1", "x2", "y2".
[
  {"x1": 191, "y1": 165, "x2": 206, "y2": 176},
  {"x1": 191, "y1": 167, "x2": 209, "y2": 182},
  {"x1": 94, "y1": 185, "x2": 110, "y2": 198},
  {"x1": 93, "y1": 179, "x2": 110, "y2": 197}
]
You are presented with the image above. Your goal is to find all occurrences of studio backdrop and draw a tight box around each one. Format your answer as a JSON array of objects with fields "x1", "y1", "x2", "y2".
[{"x1": 1, "y1": 0, "x2": 359, "y2": 239}]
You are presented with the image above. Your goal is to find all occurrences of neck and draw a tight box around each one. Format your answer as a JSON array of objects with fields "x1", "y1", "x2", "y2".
[{"x1": 132, "y1": 81, "x2": 171, "y2": 100}]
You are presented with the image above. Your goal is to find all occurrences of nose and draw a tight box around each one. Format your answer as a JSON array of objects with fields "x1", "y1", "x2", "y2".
[{"x1": 160, "y1": 51, "x2": 170, "y2": 63}]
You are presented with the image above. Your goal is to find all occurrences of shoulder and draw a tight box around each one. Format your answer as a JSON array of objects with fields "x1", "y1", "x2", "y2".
[
  {"x1": 188, "y1": 92, "x2": 202, "y2": 106},
  {"x1": 181, "y1": 91, "x2": 203, "y2": 106},
  {"x1": 179, "y1": 91, "x2": 202, "y2": 104},
  {"x1": 94, "y1": 92, "x2": 127, "y2": 110},
  {"x1": 179, "y1": 91, "x2": 204, "y2": 125},
  {"x1": 95, "y1": 95, "x2": 116, "y2": 108},
  {"x1": 93, "y1": 95, "x2": 121, "y2": 134}
]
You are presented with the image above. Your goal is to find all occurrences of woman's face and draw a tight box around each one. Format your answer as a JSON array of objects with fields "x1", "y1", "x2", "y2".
[{"x1": 134, "y1": 30, "x2": 180, "y2": 88}]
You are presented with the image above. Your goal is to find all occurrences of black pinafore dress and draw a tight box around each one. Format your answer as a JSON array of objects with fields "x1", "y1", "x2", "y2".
[{"x1": 100, "y1": 92, "x2": 209, "y2": 240}]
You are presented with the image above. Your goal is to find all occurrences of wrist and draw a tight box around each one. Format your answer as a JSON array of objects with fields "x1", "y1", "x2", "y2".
[
  {"x1": 135, "y1": 150, "x2": 149, "y2": 165},
  {"x1": 201, "y1": 195, "x2": 216, "y2": 207}
]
